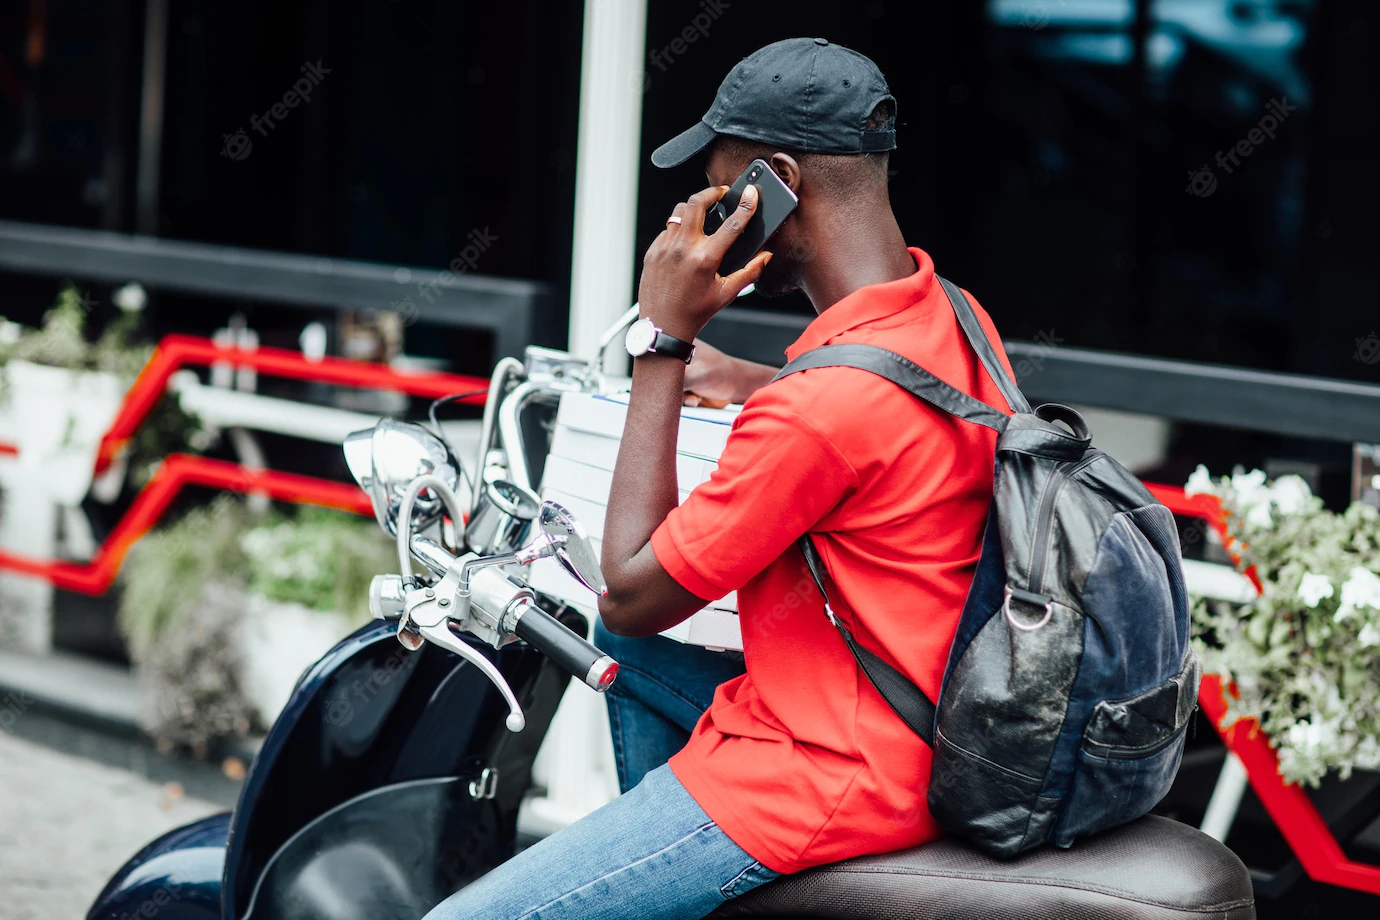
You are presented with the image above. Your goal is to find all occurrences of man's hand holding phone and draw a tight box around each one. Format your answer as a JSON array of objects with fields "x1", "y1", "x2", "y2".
[{"x1": 637, "y1": 183, "x2": 772, "y2": 344}]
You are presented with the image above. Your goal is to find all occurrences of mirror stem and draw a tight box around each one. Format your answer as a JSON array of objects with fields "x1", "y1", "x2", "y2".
[{"x1": 458, "y1": 535, "x2": 561, "y2": 591}]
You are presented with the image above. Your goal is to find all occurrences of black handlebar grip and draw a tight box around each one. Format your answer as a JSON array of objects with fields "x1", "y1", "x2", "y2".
[{"x1": 512, "y1": 604, "x2": 619, "y2": 692}]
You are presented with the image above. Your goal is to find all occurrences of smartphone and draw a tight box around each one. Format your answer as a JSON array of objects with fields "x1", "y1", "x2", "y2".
[{"x1": 704, "y1": 158, "x2": 798, "y2": 275}]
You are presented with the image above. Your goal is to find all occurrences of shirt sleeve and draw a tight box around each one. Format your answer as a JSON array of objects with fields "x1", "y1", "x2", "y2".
[{"x1": 649, "y1": 392, "x2": 860, "y2": 601}]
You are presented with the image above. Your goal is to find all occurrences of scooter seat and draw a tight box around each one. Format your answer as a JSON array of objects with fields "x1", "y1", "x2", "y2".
[{"x1": 710, "y1": 815, "x2": 1254, "y2": 919}]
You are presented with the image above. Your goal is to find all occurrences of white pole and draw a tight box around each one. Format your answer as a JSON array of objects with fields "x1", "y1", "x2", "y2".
[
  {"x1": 567, "y1": 0, "x2": 649, "y2": 368},
  {"x1": 518, "y1": 5, "x2": 648, "y2": 835},
  {"x1": 1200, "y1": 752, "x2": 1250, "y2": 842}
]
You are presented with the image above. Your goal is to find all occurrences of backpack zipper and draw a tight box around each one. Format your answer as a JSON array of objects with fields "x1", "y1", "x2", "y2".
[{"x1": 1025, "y1": 452, "x2": 1101, "y2": 595}]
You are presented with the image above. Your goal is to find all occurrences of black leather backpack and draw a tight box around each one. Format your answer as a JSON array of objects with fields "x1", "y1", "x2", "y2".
[{"x1": 774, "y1": 277, "x2": 1199, "y2": 859}]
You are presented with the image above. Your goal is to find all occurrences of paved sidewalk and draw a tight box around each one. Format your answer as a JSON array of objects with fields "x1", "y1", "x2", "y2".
[{"x1": 0, "y1": 729, "x2": 223, "y2": 920}]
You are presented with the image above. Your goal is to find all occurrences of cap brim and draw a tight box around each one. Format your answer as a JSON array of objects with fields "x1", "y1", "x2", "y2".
[{"x1": 651, "y1": 120, "x2": 718, "y2": 168}]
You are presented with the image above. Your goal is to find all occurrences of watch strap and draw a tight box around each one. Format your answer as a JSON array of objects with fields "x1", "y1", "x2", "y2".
[{"x1": 650, "y1": 329, "x2": 696, "y2": 364}]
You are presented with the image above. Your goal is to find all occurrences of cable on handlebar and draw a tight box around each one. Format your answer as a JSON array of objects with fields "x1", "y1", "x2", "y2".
[
  {"x1": 428, "y1": 389, "x2": 488, "y2": 492},
  {"x1": 394, "y1": 473, "x2": 469, "y2": 586}
]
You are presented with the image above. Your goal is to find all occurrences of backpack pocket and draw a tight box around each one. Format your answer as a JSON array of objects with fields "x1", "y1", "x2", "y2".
[
  {"x1": 1053, "y1": 652, "x2": 1200, "y2": 846},
  {"x1": 931, "y1": 726, "x2": 1057, "y2": 857}
]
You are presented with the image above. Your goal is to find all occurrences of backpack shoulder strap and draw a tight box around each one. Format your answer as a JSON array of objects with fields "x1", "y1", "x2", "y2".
[
  {"x1": 773, "y1": 343, "x2": 1010, "y2": 434},
  {"x1": 799, "y1": 535, "x2": 936, "y2": 746},
  {"x1": 936, "y1": 276, "x2": 1032, "y2": 414}
]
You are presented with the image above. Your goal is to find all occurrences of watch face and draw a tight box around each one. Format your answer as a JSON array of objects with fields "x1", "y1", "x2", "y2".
[{"x1": 624, "y1": 318, "x2": 657, "y2": 356}]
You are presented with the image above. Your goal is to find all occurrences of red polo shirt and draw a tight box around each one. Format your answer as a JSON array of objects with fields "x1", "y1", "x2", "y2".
[{"x1": 650, "y1": 247, "x2": 1018, "y2": 874}]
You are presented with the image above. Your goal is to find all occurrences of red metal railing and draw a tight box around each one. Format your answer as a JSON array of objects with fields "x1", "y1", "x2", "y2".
[
  {"x1": 93, "y1": 334, "x2": 489, "y2": 474},
  {"x1": 0, "y1": 333, "x2": 485, "y2": 590},
  {"x1": 0, "y1": 454, "x2": 371, "y2": 594}
]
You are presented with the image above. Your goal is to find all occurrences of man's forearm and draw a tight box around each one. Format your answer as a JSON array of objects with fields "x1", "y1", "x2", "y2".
[
  {"x1": 596, "y1": 180, "x2": 772, "y2": 634},
  {"x1": 606, "y1": 357, "x2": 685, "y2": 555},
  {"x1": 598, "y1": 356, "x2": 707, "y2": 634}
]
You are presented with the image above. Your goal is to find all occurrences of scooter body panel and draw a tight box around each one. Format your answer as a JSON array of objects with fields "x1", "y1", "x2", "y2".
[
  {"x1": 86, "y1": 812, "x2": 231, "y2": 920},
  {"x1": 240, "y1": 775, "x2": 507, "y2": 919},
  {"x1": 90, "y1": 607, "x2": 583, "y2": 920}
]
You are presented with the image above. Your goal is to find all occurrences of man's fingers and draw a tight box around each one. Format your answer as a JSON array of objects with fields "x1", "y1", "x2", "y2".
[
  {"x1": 679, "y1": 185, "x2": 728, "y2": 235},
  {"x1": 665, "y1": 201, "x2": 688, "y2": 231},
  {"x1": 720, "y1": 248, "x2": 771, "y2": 295},
  {"x1": 705, "y1": 184, "x2": 759, "y2": 259},
  {"x1": 683, "y1": 390, "x2": 730, "y2": 409}
]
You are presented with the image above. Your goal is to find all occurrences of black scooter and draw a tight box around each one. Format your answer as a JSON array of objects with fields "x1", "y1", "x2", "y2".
[{"x1": 88, "y1": 329, "x2": 1257, "y2": 919}]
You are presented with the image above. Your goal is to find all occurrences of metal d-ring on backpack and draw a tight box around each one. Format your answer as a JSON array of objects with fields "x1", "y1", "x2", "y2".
[{"x1": 776, "y1": 277, "x2": 1200, "y2": 859}]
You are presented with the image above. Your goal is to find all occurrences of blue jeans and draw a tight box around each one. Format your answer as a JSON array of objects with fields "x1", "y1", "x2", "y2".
[
  {"x1": 597, "y1": 622, "x2": 749, "y2": 794},
  {"x1": 421, "y1": 625, "x2": 773, "y2": 920}
]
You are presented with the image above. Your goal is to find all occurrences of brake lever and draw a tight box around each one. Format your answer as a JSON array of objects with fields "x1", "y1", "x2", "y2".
[
  {"x1": 413, "y1": 618, "x2": 526, "y2": 732},
  {"x1": 402, "y1": 576, "x2": 527, "y2": 733}
]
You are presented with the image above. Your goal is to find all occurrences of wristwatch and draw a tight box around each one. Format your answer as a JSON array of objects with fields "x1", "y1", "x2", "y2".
[{"x1": 624, "y1": 317, "x2": 695, "y2": 364}]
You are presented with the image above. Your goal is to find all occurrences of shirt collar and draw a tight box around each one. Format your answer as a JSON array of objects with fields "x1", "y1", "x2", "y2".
[{"x1": 783, "y1": 247, "x2": 936, "y2": 362}]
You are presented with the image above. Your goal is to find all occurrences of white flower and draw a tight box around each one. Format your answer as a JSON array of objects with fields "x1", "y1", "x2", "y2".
[
  {"x1": 0, "y1": 320, "x2": 20, "y2": 345},
  {"x1": 1297, "y1": 572, "x2": 1334, "y2": 608},
  {"x1": 1286, "y1": 717, "x2": 1339, "y2": 754},
  {"x1": 1269, "y1": 475, "x2": 1312, "y2": 515},
  {"x1": 1358, "y1": 737, "x2": 1380, "y2": 771},
  {"x1": 1245, "y1": 501, "x2": 1274, "y2": 529},
  {"x1": 113, "y1": 283, "x2": 147, "y2": 313},
  {"x1": 1360, "y1": 623, "x2": 1380, "y2": 648},
  {"x1": 240, "y1": 530, "x2": 271, "y2": 558},
  {"x1": 1337, "y1": 567, "x2": 1380, "y2": 622},
  {"x1": 1231, "y1": 468, "x2": 1268, "y2": 500},
  {"x1": 1184, "y1": 464, "x2": 1215, "y2": 497},
  {"x1": 1228, "y1": 468, "x2": 1275, "y2": 529}
]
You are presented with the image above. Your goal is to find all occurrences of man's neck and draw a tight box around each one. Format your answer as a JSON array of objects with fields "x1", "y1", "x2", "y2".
[{"x1": 800, "y1": 210, "x2": 915, "y2": 314}]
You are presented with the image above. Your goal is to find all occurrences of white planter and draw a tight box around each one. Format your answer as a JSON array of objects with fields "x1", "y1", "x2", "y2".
[
  {"x1": 0, "y1": 361, "x2": 126, "y2": 505},
  {"x1": 0, "y1": 362, "x2": 126, "y2": 653},
  {"x1": 237, "y1": 592, "x2": 358, "y2": 726}
]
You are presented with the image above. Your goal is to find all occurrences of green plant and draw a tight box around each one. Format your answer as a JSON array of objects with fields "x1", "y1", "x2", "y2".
[
  {"x1": 0, "y1": 282, "x2": 150, "y2": 378},
  {"x1": 137, "y1": 586, "x2": 256, "y2": 756},
  {"x1": 240, "y1": 506, "x2": 398, "y2": 617},
  {"x1": 128, "y1": 395, "x2": 212, "y2": 484},
  {"x1": 1187, "y1": 466, "x2": 1380, "y2": 785},
  {"x1": 0, "y1": 281, "x2": 208, "y2": 479},
  {"x1": 119, "y1": 497, "x2": 397, "y2": 750},
  {"x1": 119, "y1": 496, "x2": 256, "y2": 751},
  {"x1": 119, "y1": 496, "x2": 252, "y2": 656}
]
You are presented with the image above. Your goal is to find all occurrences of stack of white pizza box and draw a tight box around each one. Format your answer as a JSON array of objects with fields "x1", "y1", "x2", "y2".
[{"x1": 529, "y1": 391, "x2": 744, "y2": 652}]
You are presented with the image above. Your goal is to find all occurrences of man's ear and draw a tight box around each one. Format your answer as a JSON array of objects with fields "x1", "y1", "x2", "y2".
[{"x1": 768, "y1": 152, "x2": 801, "y2": 193}]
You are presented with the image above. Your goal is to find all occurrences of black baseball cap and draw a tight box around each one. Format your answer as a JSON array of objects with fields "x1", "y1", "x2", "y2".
[{"x1": 651, "y1": 37, "x2": 896, "y2": 169}]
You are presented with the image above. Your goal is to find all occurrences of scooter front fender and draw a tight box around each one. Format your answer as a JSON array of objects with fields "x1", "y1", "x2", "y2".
[
  {"x1": 90, "y1": 608, "x2": 583, "y2": 920},
  {"x1": 86, "y1": 812, "x2": 231, "y2": 920}
]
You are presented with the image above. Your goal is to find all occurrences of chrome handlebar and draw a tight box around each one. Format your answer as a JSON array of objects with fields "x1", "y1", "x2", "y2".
[
  {"x1": 350, "y1": 307, "x2": 674, "y2": 733},
  {"x1": 369, "y1": 529, "x2": 617, "y2": 733}
]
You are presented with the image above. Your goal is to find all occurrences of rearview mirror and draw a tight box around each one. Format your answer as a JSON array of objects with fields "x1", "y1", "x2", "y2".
[
  {"x1": 342, "y1": 420, "x2": 460, "y2": 536},
  {"x1": 538, "y1": 500, "x2": 607, "y2": 596}
]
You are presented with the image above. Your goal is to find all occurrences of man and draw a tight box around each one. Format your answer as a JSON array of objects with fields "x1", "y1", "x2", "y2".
[{"x1": 424, "y1": 37, "x2": 1018, "y2": 920}]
